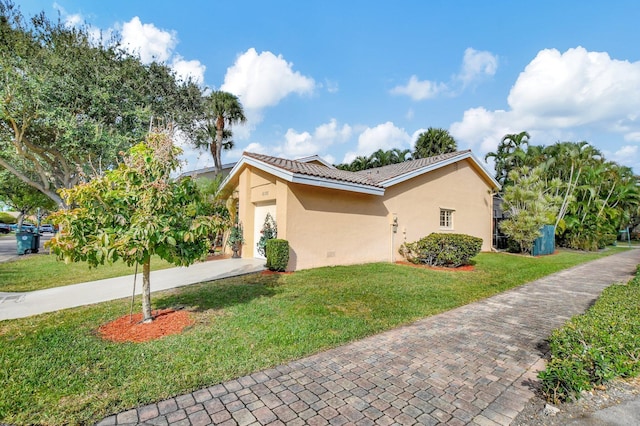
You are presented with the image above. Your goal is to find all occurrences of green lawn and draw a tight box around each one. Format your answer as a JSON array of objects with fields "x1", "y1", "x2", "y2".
[
  {"x1": 0, "y1": 254, "x2": 176, "y2": 292},
  {"x1": 0, "y1": 248, "x2": 627, "y2": 425}
]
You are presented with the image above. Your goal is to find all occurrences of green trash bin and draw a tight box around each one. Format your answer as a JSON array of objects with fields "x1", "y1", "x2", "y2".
[{"x1": 16, "y1": 231, "x2": 39, "y2": 255}]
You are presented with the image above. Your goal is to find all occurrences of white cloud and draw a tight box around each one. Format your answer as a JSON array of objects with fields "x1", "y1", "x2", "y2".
[
  {"x1": 343, "y1": 122, "x2": 412, "y2": 163},
  {"x1": 121, "y1": 17, "x2": 176, "y2": 63},
  {"x1": 457, "y1": 48, "x2": 498, "y2": 86},
  {"x1": 53, "y1": 3, "x2": 83, "y2": 27},
  {"x1": 171, "y1": 56, "x2": 206, "y2": 85},
  {"x1": 508, "y1": 47, "x2": 640, "y2": 127},
  {"x1": 451, "y1": 47, "x2": 640, "y2": 160},
  {"x1": 390, "y1": 75, "x2": 447, "y2": 101},
  {"x1": 221, "y1": 48, "x2": 316, "y2": 110},
  {"x1": 608, "y1": 145, "x2": 639, "y2": 170},
  {"x1": 391, "y1": 47, "x2": 498, "y2": 100},
  {"x1": 273, "y1": 119, "x2": 352, "y2": 159},
  {"x1": 625, "y1": 132, "x2": 640, "y2": 142}
]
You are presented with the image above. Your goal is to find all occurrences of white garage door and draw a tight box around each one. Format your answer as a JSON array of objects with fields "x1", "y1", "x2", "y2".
[{"x1": 253, "y1": 202, "x2": 277, "y2": 258}]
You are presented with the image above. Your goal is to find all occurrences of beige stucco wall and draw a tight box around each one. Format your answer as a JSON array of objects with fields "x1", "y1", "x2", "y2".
[
  {"x1": 383, "y1": 160, "x2": 494, "y2": 257},
  {"x1": 234, "y1": 158, "x2": 494, "y2": 271}
]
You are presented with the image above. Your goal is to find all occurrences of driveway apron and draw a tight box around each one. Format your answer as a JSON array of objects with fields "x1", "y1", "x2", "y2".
[{"x1": 96, "y1": 249, "x2": 639, "y2": 426}]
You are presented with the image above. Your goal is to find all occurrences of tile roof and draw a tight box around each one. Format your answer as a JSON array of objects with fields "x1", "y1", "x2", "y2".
[
  {"x1": 245, "y1": 150, "x2": 472, "y2": 185},
  {"x1": 355, "y1": 150, "x2": 471, "y2": 183},
  {"x1": 243, "y1": 152, "x2": 383, "y2": 188}
]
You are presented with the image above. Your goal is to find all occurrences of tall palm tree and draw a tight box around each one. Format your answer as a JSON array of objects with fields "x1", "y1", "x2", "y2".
[
  {"x1": 413, "y1": 128, "x2": 458, "y2": 159},
  {"x1": 485, "y1": 131, "x2": 530, "y2": 185},
  {"x1": 202, "y1": 91, "x2": 247, "y2": 174}
]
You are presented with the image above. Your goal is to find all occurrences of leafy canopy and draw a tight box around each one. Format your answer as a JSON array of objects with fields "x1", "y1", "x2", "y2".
[
  {"x1": 500, "y1": 166, "x2": 561, "y2": 254},
  {"x1": 413, "y1": 127, "x2": 458, "y2": 159},
  {"x1": 0, "y1": 1, "x2": 203, "y2": 206},
  {"x1": 47, "y1": 131, "x2": 227, "y2": 268}
]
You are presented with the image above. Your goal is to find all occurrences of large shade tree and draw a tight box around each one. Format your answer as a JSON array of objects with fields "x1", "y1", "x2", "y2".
[
  {"x1": 0, "y1": 1, "x2": 203, "y2": 207},
  {"x1": 48, "y1": 131, "x2": 227, "y2": 322},
  {"x1": 191, "y1": 91, "x2": 247, "y2": 174},
  {"x1": 413, "y1": 127, "x2": 458, "y2": 159},
  {"x1": 0, "y1": 168, "x2": 56, "y2": 228}
]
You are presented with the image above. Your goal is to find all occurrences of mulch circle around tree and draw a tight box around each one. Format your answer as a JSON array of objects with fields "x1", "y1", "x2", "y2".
[
  {"x1": 98, "y1": 308, "x2": 194, "y2": 343},
  {"x1": 395, "y1": 261, "x2": 475, "y2": 271}
]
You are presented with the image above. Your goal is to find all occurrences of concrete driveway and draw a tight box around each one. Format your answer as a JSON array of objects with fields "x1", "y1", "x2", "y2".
[{"x1": 0, "y1": 257, "x2": 266, "y2": 321}]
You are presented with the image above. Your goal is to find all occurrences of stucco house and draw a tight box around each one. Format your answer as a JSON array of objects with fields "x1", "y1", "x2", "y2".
[
  {"x1": 177, "y1": 162, "x2": 236, "y2": 181},
  {"x1": 220, "y1": 150, "x2": 500, "y2": 271}
]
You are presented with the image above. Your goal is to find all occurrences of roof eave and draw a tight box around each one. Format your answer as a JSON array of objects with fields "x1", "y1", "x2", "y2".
[{"x1": 220, "y1": 154, "x2": 384, "y2": 196}]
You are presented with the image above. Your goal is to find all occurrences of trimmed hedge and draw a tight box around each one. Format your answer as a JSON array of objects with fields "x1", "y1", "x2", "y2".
[
  {"x1": 539, "y1": 272, "x2": 640, "y2": 403},
  {"x1": 399, "y1": 233, "x2": 482, "y2": 267},
  {"x1": 266, "y1": 239, "x2": 289, "y2": 272}
]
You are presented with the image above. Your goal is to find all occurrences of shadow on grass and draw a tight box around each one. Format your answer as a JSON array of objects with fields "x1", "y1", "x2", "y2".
[{"x1": 153, "y1": 274, "x2": 282, "y2": 313}]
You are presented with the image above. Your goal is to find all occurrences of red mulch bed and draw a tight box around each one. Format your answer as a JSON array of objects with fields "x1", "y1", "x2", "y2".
[
  {"x1": 98, "y1": 309, "x2": 194, "y2": 343},
  {"x1": 395, "y1": 261, "x2": 475, "y2": 271}
]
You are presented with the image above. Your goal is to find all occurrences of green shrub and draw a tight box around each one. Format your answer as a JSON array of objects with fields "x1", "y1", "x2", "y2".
[
  {"x1": 539, "y1": 274, "x2": 640, "y2": 403},
  {"x1": 0, "y1": 212, "x2": 17, "y2": 224},
  {"x1": 266, "y1": 239, "x2": 289, "y2": 271},
  {"x1": 399, "y1": 233, "x2": 482, "y2": 267}
]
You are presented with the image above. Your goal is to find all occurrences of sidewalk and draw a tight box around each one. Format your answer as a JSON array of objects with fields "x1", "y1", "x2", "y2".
[
  {"x1": 96, "y1": 249, "x2": 640, "y2": 425},
  {"x1": 0, "y1": 258, "x2": 265, "y2": 321}
]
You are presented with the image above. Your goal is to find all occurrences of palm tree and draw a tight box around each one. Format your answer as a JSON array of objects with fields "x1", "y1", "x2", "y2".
[
  {"x1": 202, "y1": 91, "x2": 247, "y2": 174},
  {"x1": 370, "y1": 149, "x2": 395, "y2": 168},
  {"x1": 391, "y1": 148, "x2": 412, "y2": 163},
  {"x1": 413, "y1": 128, "x2": 458, "y2": 159},
  {"x1": 350, "y1": 155, "x2": 374, "y2": 171},
  {"x1": 485, "y1": 131, "x2": 530, "y2": 185}
]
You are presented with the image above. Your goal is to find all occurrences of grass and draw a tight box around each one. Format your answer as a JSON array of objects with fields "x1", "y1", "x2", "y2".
[
  {"x1": 0, "y1": 255, "x2": 176, "y2": 292},
  {"x1": 0, "y1": 248, "x2": 627, "y2": 424}
]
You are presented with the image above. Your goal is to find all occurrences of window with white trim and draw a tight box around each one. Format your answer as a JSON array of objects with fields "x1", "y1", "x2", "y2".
[{"x1": 440, "y1": 209, "x2": 454, "y2": 229}]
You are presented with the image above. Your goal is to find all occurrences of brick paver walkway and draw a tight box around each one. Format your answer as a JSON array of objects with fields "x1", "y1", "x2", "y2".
[{"x1": 98, "y1": 250, "x2": 639, "y2": 426}]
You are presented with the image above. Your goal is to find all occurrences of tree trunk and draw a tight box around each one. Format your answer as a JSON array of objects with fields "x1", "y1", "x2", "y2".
[
  {"x1": 141, "y1": 258, "x2": 153, "y2": 323},
  {"x1": 214, "y1": 127, "x2": 223, "y2": 174}
]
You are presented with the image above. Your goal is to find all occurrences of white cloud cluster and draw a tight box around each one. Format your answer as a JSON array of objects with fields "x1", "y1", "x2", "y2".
[
  {"x1": 457, "y1": 47, "x2": 498, "y2": 87},
  {"x1": 390, "y1": 76, "x2": 447, "y2": 101},
  {"x1": 221, "y1": 48, "x2": 316, "y2": 110},
  {"x1": 451, "y1": 47, "x2": 640, "y2": 166},
  {"x1": 119, "y1": 17, "x2": 205, "y2": 84},
  {"x1": 274, "y1": 119, "x2": 352, "y2": 160},
  {"x1": 121, "y1": 17, "x2": 176, "y2": 63},
  {"x1": 391, "y1": 48, "x2": 498, "y2": 100},
  {"x1": 342, "y1": 122, "x2": 412, "y2": 163},
  {"x1": 171, "y1": 56, "x2": 206, "y2": 85}
]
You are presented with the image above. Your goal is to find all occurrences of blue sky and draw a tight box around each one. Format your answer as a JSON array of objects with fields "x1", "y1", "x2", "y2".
[{"x1": 20, "y1": 1, "x2": 640, "y2": 173}]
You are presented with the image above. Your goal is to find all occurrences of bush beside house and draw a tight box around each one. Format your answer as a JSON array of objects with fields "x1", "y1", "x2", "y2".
[
  {"x1": 266, "y1": 239, "x2": 289, "y2": 271},
  {"x1": 400, "y1": 233, "x2": 482, "y2": 267}
]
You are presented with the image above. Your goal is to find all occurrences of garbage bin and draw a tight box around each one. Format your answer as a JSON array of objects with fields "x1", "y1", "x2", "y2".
[{"x1": 16, "y1": 231, "x2": 40, "y2": 255}]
